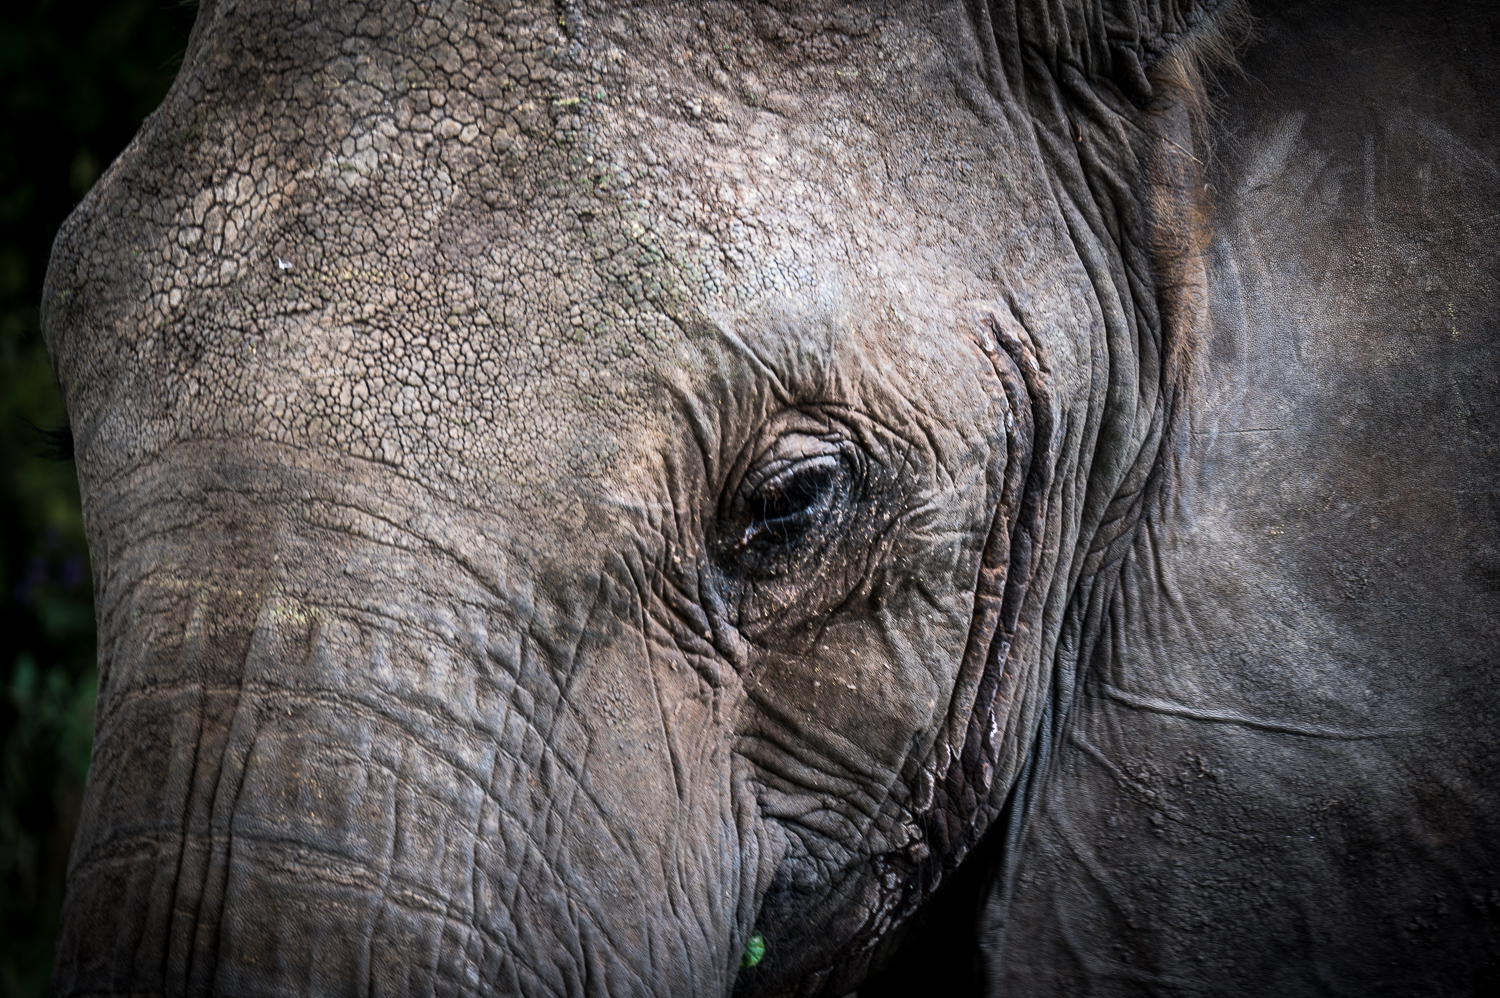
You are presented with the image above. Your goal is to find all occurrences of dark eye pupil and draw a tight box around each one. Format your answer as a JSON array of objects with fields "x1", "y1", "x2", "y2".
[
  {"x1": 738, "y1": 455, "x2": 842, "y2": 550},
  {"x1": 754, "y1": 463, "x2": 835, "y2": 522}
]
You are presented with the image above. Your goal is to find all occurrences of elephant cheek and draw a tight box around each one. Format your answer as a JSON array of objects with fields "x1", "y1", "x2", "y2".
[{"x1": 51, "y1": 477, "x2": 759, "y2": 997}]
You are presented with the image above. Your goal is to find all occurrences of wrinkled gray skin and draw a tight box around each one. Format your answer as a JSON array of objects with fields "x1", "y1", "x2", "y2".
[{"x1": 40, "y1": 0, "x2": 1499, "y2": 993}]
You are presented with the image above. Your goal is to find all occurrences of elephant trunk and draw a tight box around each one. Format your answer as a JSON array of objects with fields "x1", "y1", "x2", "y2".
[{"x1": 52, "y1": 445, "x2": 757, "y2": 997}]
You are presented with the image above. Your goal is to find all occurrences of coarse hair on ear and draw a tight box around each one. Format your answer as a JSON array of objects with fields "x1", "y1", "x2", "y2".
[
  {"x1": 1149, "y1": 0, "x2": 1254, "y2": 118},
  {"x1": 1139, "y1": 0, "x2": 1253, "y2": 416}
]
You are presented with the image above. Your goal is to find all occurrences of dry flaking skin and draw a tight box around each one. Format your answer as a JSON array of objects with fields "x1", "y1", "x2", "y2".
[{"x1": 43, "y1": 0, "x2": 1225, "y2": 994}]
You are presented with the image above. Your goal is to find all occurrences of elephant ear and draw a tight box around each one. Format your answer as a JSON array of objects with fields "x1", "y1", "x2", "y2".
[
  {"x1": 871, "y1": 0, "x2": 1245, "y2": 983},
  {"x1": 913, "y1": 0, "x2": 1239, "y2": 858}
]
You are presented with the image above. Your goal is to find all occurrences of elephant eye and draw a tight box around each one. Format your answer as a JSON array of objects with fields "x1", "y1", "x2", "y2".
[
  {"x1": 717, "y1": 429, "x2": 859, "y2": 573},
  {"x1": 737, "y1": 454, "x2": 842, "y2": 551},
  {"x1": 710, "y1": 412, "x2": 897, "y2": 624}
]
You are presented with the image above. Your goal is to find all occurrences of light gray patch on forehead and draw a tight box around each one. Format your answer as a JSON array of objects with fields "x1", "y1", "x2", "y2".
[{"x1": 50, "y1": 0, "x2": 1071, "y2": 530}]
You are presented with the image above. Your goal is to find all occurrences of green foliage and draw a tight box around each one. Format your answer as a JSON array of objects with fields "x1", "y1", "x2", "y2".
[
  {"x1": 741, "y1": 931, "x2": 766, "y2": 969},
  {"x1": 0, "y1": 0, "x2": 195, "y2": 993}
]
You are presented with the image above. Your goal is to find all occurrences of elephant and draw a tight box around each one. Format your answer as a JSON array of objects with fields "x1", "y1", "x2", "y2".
[{"x1": 39, "y1": 0, "x2": 1500, "y2": 992}]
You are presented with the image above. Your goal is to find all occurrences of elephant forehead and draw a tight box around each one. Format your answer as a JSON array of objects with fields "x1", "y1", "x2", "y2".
[
  {"x1": 276, "y1": 72, "x2": 1014, "y2": 495},
  {"x1": 53, "y1": 0, "x2": 1037, "y2": 520}
]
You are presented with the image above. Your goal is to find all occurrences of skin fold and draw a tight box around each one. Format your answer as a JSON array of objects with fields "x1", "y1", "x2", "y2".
[{"x1": 39, "y1": 0, "x2": 1498, "y2": 994}]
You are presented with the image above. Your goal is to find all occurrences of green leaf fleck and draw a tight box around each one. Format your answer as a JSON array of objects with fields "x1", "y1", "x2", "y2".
[{"x1": 741, "y1": 931, "x2": 766, "y2": 969}]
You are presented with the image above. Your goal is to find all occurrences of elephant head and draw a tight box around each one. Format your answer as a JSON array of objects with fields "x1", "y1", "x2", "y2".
[{"x1": 44, "y1": 0, "x2": 1237, "y2": 993}]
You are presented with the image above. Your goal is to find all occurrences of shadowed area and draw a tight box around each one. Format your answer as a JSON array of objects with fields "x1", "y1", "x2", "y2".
[{"x1": 984, "y1": 1, "x2": 1500, "y2": 993}]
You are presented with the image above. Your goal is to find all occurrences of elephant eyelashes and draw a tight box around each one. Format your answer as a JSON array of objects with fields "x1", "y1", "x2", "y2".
[
  {"x1": 716, "y1": 427, "x2": 862, "y2": 577},
  {"x1": 736, "y1": 455, "x2": 843, "y2": 551}
]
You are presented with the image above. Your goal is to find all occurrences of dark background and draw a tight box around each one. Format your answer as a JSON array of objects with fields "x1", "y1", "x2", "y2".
[{"x1": 0, "y1": 1, "x2": 197, "y2": 992}]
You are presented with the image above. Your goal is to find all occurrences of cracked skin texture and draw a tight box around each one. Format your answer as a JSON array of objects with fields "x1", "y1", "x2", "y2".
[
  {"x1": 45, "y1": 2, "x2": 1098, "y2": 992},
  {"x1": 39, "y1": 0, "x2": 1500, "y2": 995}
]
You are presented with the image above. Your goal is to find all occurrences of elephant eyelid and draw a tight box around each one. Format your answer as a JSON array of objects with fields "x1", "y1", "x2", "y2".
[
  {"x1": 713, "y1": 420, "x2": 872, "y2": 571},
  {"x1": 732, "y1": 454, "x2": 843, "y2": 552}
]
